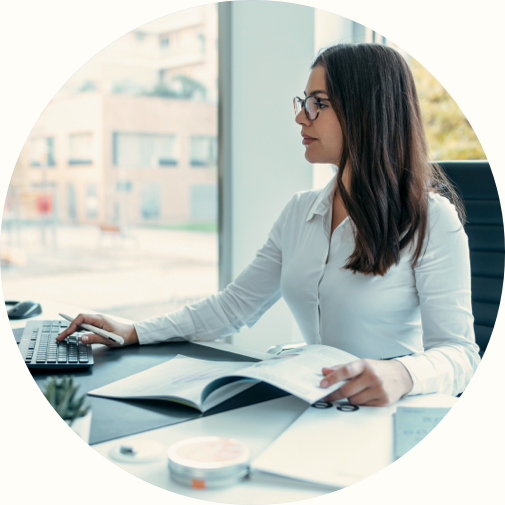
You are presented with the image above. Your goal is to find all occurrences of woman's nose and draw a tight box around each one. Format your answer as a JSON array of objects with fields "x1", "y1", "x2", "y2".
[{"x1": 295, "y1": 108, "x2": 310, "y2": 126}]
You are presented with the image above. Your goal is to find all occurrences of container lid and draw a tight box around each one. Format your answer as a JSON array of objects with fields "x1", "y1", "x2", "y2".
[{"x1": 168, "y1": 436, "x2": 250, "y2": 485}]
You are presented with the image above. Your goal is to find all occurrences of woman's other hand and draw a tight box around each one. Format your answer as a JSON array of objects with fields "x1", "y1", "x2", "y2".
[
  {"x1": 320, "y1": 359, "x2": 413, "y2": 406},
  {"x1": 56, "y1": 313, "x2": 138, "y2": 347}
]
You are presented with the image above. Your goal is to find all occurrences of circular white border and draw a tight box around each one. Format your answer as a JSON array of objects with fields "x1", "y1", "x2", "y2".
[{"x1": 1, "y1": 1, "x2": 503, "y2": 504}]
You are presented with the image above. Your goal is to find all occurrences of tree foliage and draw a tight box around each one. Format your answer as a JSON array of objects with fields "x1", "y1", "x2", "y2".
[{"x1": 410, "y1": 59, "x2": 486, "y2": 160}]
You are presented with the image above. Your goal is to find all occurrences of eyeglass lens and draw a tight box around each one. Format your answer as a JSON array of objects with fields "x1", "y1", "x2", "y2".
[{"x1": 294, "y1": 97, "x2": 319, "y2": 120}]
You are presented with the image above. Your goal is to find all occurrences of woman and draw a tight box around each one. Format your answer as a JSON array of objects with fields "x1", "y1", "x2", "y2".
[{"x1": 57, "y1": 43, "x2": 480, "y2": 406}]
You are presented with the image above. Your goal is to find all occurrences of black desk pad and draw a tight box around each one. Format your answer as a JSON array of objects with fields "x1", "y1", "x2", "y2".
[{"x1": 29, "y1": 342, "x2": 289, "y2": 444}]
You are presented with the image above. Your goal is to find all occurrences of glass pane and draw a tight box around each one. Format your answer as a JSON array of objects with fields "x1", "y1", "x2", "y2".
[{"x1": 2, "y1": 5, "x2": 218, "y2": 321}]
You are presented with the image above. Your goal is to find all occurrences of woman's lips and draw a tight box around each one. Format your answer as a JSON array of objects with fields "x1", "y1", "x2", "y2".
[{"x1": 302, "y1": 136, "x2": 317, "y2": 145}]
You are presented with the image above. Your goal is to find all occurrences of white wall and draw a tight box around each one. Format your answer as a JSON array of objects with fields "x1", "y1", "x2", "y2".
[
  {"x1": 315, "y1": 7, "x2": 354, "y2": 50},
  {"x1": 218, "y1": 1, "x2": 315, "y2": 352}
]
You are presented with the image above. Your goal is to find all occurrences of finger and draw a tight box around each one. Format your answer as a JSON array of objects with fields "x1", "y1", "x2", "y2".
[
  {"x1": 79, "y1": 332, "x2": 120, "y2": 347},
  {"x1": 360, "y1": 397, "x2": 388, "y2": 407},
  {"x1": 56, "y1": 313, "x2": 103, "y2": 341},
  {"x1": 56, "y1": 327, "x2": 72, "y2": 341},
  {"x1": 320, "y1": 360, "x2": 366, "y2": 388},
  {"x1": 326, "y1": 373, "x2": 372, "y2": 401},
  {"x1": 346, "y1": 387, "x2": 381, "y2": 406},
  {"x1": 322, "y1": 366, "x2": 339, "y2": 376}
]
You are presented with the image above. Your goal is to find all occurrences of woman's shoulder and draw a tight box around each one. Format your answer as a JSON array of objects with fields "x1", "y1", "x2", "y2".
[
  {"x1": 274, "y1": 185, "x2": 331, "y2": 229},
  {"x1": 427, "y1": 191, "x2": 464, "y2": 233},
  {"x1": 282, "y1": 185, "x2": 330, "y2": 212}
]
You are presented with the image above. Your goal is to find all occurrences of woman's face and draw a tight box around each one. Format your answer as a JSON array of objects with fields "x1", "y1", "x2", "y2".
[{"x1": 295, "y1": 65, "x2": 343, "y2": 166}]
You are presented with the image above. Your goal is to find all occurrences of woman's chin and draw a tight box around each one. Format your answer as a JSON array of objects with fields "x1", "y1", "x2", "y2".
[
  {"x1": 304, "y1": 151, "x2": 327, "y2": 165},
  {"x1": 304, "y1": 150, "x2": 319, "y2": 164}
]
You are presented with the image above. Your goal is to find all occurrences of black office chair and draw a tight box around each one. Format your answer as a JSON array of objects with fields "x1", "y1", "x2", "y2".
[
  {"x1": 267, "y1": 160, "x2": 504, "y2": 358},
  {"x1": 438, "y1": 160, "x2": 504, "y2": 357}
]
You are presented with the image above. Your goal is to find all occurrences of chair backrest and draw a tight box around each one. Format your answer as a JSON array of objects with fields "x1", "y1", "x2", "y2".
[{"x1": 437, "y1": 160, "x2": 504, "y2": 357}]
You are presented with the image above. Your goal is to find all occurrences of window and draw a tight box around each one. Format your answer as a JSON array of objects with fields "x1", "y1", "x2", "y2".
[
  {"x1": 197, "y1": 33, "x2": 206, "y2": 54},
  {"x1": 113, "y1": 132, "x2": 178, "y2": 168},
  {"x1": 141, "y1": 182, "x2": 161, "y2": 220},
  {"x1": 116, "y1": 180, "x2": 132, "y2": 192},
  {"x1": 86, "y1": 184, "x2": 98, "y2": 219},
  {"x1": 190, "y1": 136, "x2": 217, "y2": 167},
  {"x1": 29, "y1": 137, "x2": 55, "y2": 167},
  {"x1": 68, "y1": 183, "x2": 77, "y2": 220},
  {"x1": 3, "y1": 4, "x2": 218, "y2": 325},
  {"x1": 69, "y1": 133, "x2": 94, "y2": 165},
  {"x1": 190, "y1": 184, "x2": 217, "y2": 221}
]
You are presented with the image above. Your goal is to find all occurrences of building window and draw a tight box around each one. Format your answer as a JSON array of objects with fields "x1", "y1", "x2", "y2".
[
  {"x1": 190, "y1": 183, "x2": 217, "y2": 221},
  {"x1": 86, "y1": 184, "x2": 98, "y2": 219},
  {"x1": 68, "y1": 183, "x2": 77, "y2": 220},
  {"x1": 113, "y1": 132, "x2": 178, "y2": 168},
  {"x1": 190, "y1": 136, "x2": 217, "y2": 167},
  {"x1": 116, "y1": 180, "x2": 133, "y2": 192},
  {"x1": 141, "y1": 182, "x2": 161, "y2": 220},
  {"x1": 30, "y1": 137, "x2": 55, "y2": 167},
  {"x1": 69, "y1": 133, "x2": 94, "y2": 165},
  {"x1": 160, "y1": 36, "x2": 170, "y2": 48},
  {"x1": 197, "y1": 33, "x2": 206, "y2": 54}
]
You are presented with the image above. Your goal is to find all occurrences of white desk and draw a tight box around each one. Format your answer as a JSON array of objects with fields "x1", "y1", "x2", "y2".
[
  {"x1": 91, "y1": 393, "x2": 456, "y2": 504},
  {"x1": 11, "y1": 302, "x2": 458, "y2": 504}
]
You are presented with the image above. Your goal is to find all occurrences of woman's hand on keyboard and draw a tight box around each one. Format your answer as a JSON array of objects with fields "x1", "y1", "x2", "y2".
[{"x1": 56, "y1": 313, "x2": 138, "y2": 347}]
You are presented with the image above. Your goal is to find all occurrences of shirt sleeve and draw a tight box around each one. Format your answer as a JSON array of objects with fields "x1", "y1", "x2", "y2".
[
  {"x1": 395, "y1": 194, "x2": 481, "y2": 396},
  {"x1": 134, "y1": 196, "x2": 295, "y2": 345}
]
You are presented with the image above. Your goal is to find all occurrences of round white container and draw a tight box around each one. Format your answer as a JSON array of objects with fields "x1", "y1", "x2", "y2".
[{"x1": 167, "y1": 436, "x2": 250, "y2": 489}]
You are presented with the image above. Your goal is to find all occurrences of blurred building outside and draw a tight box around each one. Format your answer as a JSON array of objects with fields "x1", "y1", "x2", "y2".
[
  {"x1": 2, "y1": 5, "x2": 220, "y2": 320},
  {"x1": 5, "y1": 5, "x2": 218, "y2": 230}
]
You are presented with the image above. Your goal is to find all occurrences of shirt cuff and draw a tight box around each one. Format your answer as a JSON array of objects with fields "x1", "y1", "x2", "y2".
[
  {"x1": 134, "y1": 307, "x2": 196, "y2": 345},
  {"x1": 394, "y1": 355, "x2": 426, "y2": 396}
]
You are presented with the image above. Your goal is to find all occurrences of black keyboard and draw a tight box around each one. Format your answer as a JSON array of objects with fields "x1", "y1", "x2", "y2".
[{"x1": 19, "y1": 320, "x2": 94, "y2": 369}]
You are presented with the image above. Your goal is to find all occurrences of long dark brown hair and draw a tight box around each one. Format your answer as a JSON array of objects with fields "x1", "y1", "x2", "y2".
[{"x1": 312, "y1": 43, "x2": 465, "y2": 276}]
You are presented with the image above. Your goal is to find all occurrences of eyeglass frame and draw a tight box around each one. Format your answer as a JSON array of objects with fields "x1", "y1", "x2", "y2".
[{"x1": 293, "y1": 95, "x2": 327, "y2": 121}]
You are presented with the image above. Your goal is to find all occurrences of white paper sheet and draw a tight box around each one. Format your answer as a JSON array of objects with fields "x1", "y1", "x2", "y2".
[{"x1": 252, "y1": 394, "x2": 457, "y2": 489}]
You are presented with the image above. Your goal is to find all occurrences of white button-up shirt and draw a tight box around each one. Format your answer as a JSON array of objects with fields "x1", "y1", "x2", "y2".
[{"x1": 135, "y1": 176, "x2": 481, "y2": 396}]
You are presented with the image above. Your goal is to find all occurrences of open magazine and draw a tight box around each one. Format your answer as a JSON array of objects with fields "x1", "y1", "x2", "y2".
[{"x1": 88, "y1": 345, "x2": 358, "y2": 412}]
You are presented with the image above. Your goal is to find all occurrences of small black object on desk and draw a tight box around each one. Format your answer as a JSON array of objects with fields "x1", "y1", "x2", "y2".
[{"x1": 6, "y1": 300, "x2": 42, "y2": 320}]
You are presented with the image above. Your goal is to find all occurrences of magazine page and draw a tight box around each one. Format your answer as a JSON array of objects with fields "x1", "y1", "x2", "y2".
[
  {"x1": 88, "y1": 355, "x2": 254, "y2": 411},
  {"x1": 232, "y1": 345, "x2": 358, "y2": 404}
]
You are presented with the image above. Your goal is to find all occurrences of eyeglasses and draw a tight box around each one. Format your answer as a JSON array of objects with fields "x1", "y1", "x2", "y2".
[{"x1": 293, "y1": 96, "x2": 326, "y2": 121}]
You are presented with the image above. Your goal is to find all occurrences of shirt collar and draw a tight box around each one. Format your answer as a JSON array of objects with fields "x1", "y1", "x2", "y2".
[{"x1": 306, "y1": 175, "x2": 337, "y2": 222}]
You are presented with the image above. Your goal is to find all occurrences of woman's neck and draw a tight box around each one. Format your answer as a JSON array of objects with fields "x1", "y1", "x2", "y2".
[{"x1": 331, "y1": 165, "x2": 351, "y2": 234}]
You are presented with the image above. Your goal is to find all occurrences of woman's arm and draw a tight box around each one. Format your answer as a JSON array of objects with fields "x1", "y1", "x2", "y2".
[
  {"x1": 394, "y1": 193, "x2": 481, "y2": 396},
  {"x1": 67, "y1": 195, "x2": 296, "y2": 347},
  {"x1": 133, "y1": 230, "x2": 284, "y2": 344}
]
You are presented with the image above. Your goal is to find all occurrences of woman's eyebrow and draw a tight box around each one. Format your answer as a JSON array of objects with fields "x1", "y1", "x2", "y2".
[{"x1": 304, "y1": 90, "x2": 328, "y2": 97}]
